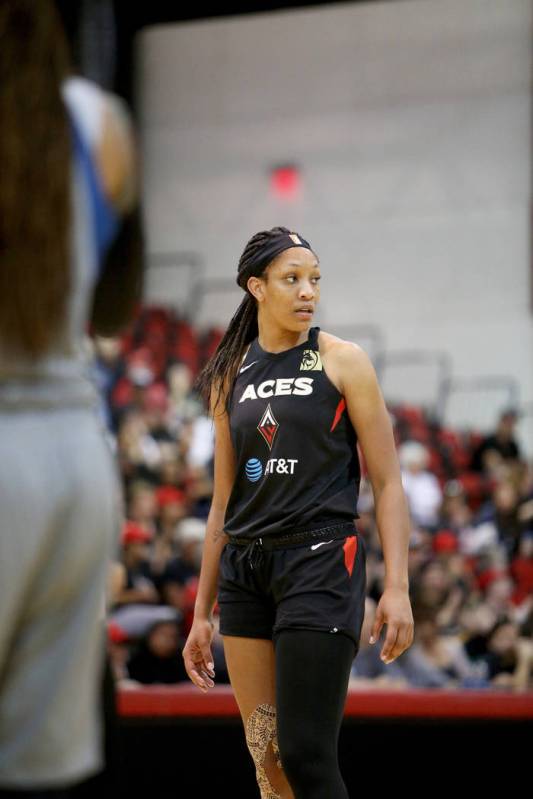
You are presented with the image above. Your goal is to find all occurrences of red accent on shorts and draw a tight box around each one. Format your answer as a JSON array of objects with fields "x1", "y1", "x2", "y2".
[
  {"x1": 343, "y1": 535, "x2": 358, "y2": 577},
  {"x1": 330, "y1": 397, "x2": 346, "y2": 432}
]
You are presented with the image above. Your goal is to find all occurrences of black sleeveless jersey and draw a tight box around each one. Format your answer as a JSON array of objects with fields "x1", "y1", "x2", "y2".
[{"x1": 223, "y1": 326, "x2": 361, "y2": 539}]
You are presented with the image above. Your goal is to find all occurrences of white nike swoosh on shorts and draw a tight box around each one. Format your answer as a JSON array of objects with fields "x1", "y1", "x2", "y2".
[
  {"x1": 310, "y1": 539, "x2": 334, "y2": 550},
  {"x1": 240, "y1": 360, "x2": 258, "y2": 373}
]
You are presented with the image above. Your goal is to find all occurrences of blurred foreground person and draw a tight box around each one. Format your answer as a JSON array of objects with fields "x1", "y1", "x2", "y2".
[{"x1": 0, "y1": 1, "x2": 141, "y2": 795}]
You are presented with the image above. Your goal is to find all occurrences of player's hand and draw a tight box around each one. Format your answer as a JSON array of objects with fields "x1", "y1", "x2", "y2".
[
  {"x1": 369, "y1": 587, "x2": 414, "y2": 664},
  {"x1": 182, "y1": 617, "x2": 216, "y2": 692}
]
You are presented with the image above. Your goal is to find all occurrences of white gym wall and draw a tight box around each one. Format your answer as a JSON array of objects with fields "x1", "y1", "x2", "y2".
[{"x1": 136, "y1": 0, "x2": 533, "y2": 453}]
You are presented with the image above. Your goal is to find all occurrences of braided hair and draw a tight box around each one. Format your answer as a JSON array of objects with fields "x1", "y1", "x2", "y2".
[{"x1": 195, "y1": 225, "x2": 313, "y2": 417}]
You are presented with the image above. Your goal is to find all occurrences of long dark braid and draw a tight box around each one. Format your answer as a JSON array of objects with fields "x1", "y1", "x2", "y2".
[{"x1": 195, "y1": 226, "x2": 293, "y2": 416}]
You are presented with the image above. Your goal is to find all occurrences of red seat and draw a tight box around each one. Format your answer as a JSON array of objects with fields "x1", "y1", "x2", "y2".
[{"x1": 456, "y1": 471, "x2": 490, "y2": 511}]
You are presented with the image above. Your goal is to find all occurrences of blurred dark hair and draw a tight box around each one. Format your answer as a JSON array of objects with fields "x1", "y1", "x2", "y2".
[
  {"x1": 0, "y1": 0, "x2": 72, "y2": 357},
  {"x1": 194, "y1": 225, "x2": 293, "y2": 417},
  {"x1": 411, "y1": 603, "x2": 437, "y2": 625},
  {"x1": 486, "y1": 616, "x2": 515, "y2": 641}
]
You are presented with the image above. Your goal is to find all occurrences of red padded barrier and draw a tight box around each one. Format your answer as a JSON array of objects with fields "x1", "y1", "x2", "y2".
[{"x1": 118, "y1": 685, "x2": 533, "y2": 720}]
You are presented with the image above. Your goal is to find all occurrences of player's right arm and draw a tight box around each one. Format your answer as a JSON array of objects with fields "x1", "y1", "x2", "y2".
[{"x1": 182, "y1": 377, "x2": 236, "y2": 692}]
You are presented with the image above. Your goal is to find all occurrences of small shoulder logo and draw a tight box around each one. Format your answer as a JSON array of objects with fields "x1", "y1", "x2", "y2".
[{"x1": 299, "y1": 350, "x2": 322, "y2": 371}]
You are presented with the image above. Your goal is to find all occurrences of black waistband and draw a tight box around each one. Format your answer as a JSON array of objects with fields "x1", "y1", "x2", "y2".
[{"x1": 226, "y1": 520, "x2": 356, "y2": 551}]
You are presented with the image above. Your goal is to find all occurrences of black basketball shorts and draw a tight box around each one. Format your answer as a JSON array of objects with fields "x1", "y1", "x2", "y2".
[{"x1": 217, "y1": 528, "x2": 367, "y2": 651}]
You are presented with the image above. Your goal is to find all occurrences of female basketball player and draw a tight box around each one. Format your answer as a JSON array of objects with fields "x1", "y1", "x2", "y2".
[
  {"x1": 182, "y1": 226, "x2": 414, "y2": 799},
  {"x1": 0, "y1": 2, "x2": 139, "y2": 795}
]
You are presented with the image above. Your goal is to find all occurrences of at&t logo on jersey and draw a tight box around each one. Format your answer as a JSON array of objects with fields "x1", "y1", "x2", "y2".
[
  {"x1": 245, "y1": 458, "x2": 263, "y2": 482},
  {"x1": 265, "y1": 458, "x2": 298, "y2": 475},
  {"x1": 244, "y1": 457, "x2": 298, "y2": 481}
]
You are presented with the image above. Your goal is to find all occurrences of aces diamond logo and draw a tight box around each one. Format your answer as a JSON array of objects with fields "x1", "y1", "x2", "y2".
[{"x1": 257, "y1": 403, "x2": 279, "y2": 449}]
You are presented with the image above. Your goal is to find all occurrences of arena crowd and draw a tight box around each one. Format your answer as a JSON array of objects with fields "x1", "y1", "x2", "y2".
[{"x1": 100, "y1": 307, "x2": 533, "y2": 692}]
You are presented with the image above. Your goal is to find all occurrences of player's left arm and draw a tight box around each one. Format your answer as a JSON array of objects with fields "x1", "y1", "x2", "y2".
[
  {"x1": 90, "y1": 92, "x2": 142, "y2": 336},
  {"x1": 334, "y1": 341, "x2": 414, "y2": 664}
]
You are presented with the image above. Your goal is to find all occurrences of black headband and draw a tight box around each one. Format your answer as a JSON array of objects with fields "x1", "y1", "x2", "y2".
[{"x1": 237, "y1": 231, "x2": 314, "y2": 291}]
